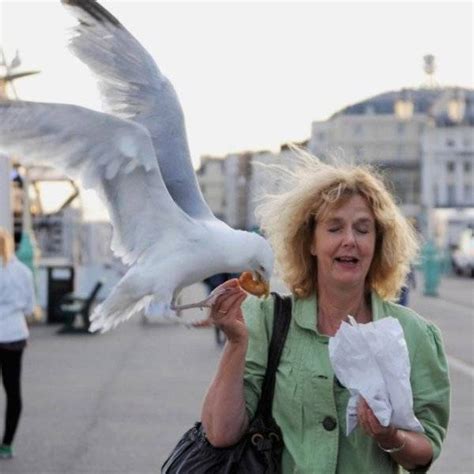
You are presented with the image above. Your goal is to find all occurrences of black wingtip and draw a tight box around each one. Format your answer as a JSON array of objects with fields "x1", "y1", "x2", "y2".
[{"x1": 62, "y1": 0, "x2": 121, "y2": 27}]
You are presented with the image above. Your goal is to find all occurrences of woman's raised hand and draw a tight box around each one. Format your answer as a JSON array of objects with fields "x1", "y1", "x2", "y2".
[{"x1": 207, "y1": 279, "x2": 248, "y2": 344}]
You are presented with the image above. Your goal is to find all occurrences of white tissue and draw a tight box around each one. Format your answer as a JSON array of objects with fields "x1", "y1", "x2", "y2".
[{"x1": 328, "y1": 316, "x2": 424, "y2": 435}]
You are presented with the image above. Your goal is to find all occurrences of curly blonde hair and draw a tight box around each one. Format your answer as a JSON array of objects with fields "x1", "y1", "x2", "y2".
[
  {"x1": 255, "y1": 151, "x2": 419, "y2": 301},
  {"x1": 0, "y1": 227, "x2": 15, "y2": 266}
]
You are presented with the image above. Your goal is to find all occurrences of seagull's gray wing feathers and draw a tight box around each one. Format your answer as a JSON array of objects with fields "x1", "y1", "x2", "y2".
[
  {"x1": 0, "y1": 100, "x2": 195, "y2": 265},
  {"x1": 62, "y1": 0, "x2": 215, "y2": 221}
]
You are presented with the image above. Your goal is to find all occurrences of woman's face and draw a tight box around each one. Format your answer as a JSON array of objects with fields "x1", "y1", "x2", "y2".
[{"x1": 311, "y1": 194, "x2": 376, "y2": 291}]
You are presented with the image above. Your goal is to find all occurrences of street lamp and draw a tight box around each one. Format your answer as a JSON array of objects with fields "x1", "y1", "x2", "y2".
[
  {"x1": 447, "y1": 88, "x2": 466, "y2": 124},
  {"x1": 395, "y1": 89, "x2": 414, "y2": 121}
]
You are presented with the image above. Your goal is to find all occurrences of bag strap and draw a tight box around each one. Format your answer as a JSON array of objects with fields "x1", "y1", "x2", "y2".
[{"x1": 255, "y1": 293, "x2": 292, "y2": 421}]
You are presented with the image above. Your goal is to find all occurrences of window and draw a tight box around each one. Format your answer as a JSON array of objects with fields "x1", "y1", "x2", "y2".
[
  {"x1": 464, "y1": 184, "x2": 472, "y2": 203},
  {"x1": 397, "y1": 122, "x2": 406, "y2": 134},
  {"x1": 365, "y1": 105, "x2": 376, "y2": 115},
  {"x1": 447, "y1": 184, "x2": 456, "y2": 205},
  {"x1": 447, "y1": 162, "x2": 455, "y2": 173},
  {"x1": 397, "y1": 144, "x2": 404, "y2": 159},
  {"x1": 464, "y1": 162, "x2": 472, "y2": 173},
  {"x1": 446, "y1": 138, "x2": 455, "y2": 148}
]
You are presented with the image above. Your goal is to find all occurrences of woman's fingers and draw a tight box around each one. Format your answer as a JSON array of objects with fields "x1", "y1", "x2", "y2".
[
  {"x1": 213, "y1": 286, "x2": 246, "y2": 312},
  {"x1": 191, "y1": 292, "x2": 244, "y2": 329},
  {"x1": 213, "y1": 278, "x2": 240, "y2": 293},
  {"x1": 366, "y1": 406, "x2": 382, "y2": 433},
  {"x1": 213, "y1": 292, "x2": 246, "y2": 320},
  {"x1": 357, "y1": 397, "x2": 395, "y2": 439},
  {"x1": 357, "y1": 398, "x2": 373, "y2": 436},
  {"x1": 210, "y1": 291, "x2": 248, "y2": 342}
]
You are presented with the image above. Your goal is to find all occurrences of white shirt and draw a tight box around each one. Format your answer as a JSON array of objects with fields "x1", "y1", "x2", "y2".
[{"x1": 0, "y1": 256, "x2": 35, "y2": 343}]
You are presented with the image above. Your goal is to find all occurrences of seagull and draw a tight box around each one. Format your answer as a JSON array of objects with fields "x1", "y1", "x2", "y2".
[{"x1": 0, "y1": 0, "x2": 274, "y2": 333}]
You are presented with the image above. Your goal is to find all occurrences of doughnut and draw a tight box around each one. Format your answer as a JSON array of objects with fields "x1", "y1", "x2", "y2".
[{"x1": 238, "y1": 271, "x2": 270, "y2": 298}]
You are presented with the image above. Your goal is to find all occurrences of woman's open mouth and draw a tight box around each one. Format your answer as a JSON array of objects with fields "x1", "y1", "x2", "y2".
[{"x1": 334, "y1": 256, "x2": 360, "y2": 266}]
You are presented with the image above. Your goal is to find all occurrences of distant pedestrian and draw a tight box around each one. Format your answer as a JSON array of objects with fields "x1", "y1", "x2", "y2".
[
  {"x1": 203, "y1": 273, "x2": 232, "y2": 345},
  {"x1": 398, "y1": 266, "x2": 416, "y2": 306},
  {"x1": 0, "y1": 228, "x2": 35, "y2": 460}
]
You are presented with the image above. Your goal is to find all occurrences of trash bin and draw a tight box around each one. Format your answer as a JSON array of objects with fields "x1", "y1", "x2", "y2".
[{"x1": 46, "y1": 265, "x2": 75, "y2": 324}]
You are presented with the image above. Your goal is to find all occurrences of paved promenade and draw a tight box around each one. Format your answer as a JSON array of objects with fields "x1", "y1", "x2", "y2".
[
  {"x1": 408, "y1": 274, "x2": 473, "y2": 474},
  {"x1": 1, "y1": 276, "x2": 472, "y2": 473}
]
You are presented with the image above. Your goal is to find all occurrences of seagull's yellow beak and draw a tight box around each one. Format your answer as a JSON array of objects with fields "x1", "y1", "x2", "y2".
[{"x1": 253, "y1": 271, "x2": 270, "y2": 298}]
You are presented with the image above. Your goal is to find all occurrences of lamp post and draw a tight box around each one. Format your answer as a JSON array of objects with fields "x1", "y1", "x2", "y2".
[{"x1": 420, "y1": 129, "x2": 441, "y2": 296}]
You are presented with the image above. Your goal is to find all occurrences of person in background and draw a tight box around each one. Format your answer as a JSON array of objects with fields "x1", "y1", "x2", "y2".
[
  {"x1": 0, "y1": 228, "x2": 35, "y2": 460},
  {"x1": 398, "y1": 266, "x2": 416, "y2": 306},
  {"x1": 200, "y1": 154, "x2": 450, "y2": 473},
  {"x1": 203, "y1": 273, "x2": 233, "y2": 345}
]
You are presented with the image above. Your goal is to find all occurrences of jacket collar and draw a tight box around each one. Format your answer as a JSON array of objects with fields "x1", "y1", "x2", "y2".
[{"x1": 294, "y1": 291, "x2": 386, "y2": 334}]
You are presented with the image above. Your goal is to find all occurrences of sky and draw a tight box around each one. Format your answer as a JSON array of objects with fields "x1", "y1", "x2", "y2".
[
  {"x1": 1, "y1": 0, "x2": 473, "y2": 159},
  {"x1": 0, "y1": 0, "x2": 473, "y2": 219}
]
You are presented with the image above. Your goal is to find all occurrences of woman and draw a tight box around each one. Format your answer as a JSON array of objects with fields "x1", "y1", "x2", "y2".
[
  {"x1": 200, "y1": 156, "x2": 450, "y2": 473},
  {"x1": 0, "y1": 228, "x2": 35, "y2": 460}
]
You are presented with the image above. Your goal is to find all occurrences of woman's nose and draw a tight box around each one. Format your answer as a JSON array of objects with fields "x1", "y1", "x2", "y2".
[{"x1": 342, "y1": 229, "x2": 356, "y2": 246}]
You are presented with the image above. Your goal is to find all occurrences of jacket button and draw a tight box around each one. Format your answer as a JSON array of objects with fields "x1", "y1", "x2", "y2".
[{"x1": 322, "y1": 416, "x2": 337, "y2": 431}]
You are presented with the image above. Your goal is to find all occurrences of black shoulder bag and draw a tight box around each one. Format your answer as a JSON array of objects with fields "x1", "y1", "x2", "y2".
[{"x1": 161, "y1": 293, "x2": 292, "y2": 474}]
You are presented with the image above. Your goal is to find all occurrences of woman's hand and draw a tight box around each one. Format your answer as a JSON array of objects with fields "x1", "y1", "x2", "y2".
[
  {"x1": 208, "y1": 279, "x2": 248, "y2": 344},
  {"x1": 357, "y1": 398, "x2": 398, "y2": 445},
  {"x1": 357, "y1": 397, "x2": 433, "y2": 469}
]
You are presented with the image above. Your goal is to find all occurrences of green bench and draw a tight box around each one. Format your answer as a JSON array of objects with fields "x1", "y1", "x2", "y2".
[{"x1": 57, "y1": 280, "x2": 104, "y2": 334}]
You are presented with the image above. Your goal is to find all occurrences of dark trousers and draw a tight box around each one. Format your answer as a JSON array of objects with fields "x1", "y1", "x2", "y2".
[
  {"x1": 398, "y1": 286, "x2": 409, "y2": 306},
  {"x1": 0, "y1": 348, "x2": 24, "y2": 445}
]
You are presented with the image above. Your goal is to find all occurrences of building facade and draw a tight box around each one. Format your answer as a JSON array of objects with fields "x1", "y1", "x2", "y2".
[
  {"x1": 195, "y1": 87, "x2": 474, "y2": 249},
  {"x1": 309, "y1": 87, "x2": 474, "y2": 246},
  {"x1": 196, "y1": 156, "x2": 227, "y2": 220},
  {"x1": 421, "y1": 89, "x2": 474, "y2": 246}
]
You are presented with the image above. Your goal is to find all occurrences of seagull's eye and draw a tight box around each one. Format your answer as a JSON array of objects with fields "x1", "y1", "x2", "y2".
[{"x1": 258, "y1": 265, "x2": 265, "y2": 273}]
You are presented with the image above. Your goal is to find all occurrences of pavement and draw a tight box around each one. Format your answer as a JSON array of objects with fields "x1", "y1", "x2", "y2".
[
  {"x1": 0, "y1": 275, "x2": 472, "y2": 474},
  {"x1": 408, "y1": 273, "x2": 473, "y2": 474}
]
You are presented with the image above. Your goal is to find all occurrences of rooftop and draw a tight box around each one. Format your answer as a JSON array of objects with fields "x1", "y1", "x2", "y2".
[{"x1": 331, "y1": 87, "x2": 474, "y2": 126}]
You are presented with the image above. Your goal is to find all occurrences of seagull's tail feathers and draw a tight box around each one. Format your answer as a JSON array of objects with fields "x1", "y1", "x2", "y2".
[
  {"x1": 89, "y1": 267, "x2": 157, "y2": 333},
  {"x1": 90, "y1": 292, "x2": 153, "y2": 334}
]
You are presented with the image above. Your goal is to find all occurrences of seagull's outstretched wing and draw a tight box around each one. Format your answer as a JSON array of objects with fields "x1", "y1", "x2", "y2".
[
  {"x1": 62, "y1": 0, "x2": 215, "y2": 221},
  {"x1": 0, "y1": 100, "x2": 196, "y2": 265}
]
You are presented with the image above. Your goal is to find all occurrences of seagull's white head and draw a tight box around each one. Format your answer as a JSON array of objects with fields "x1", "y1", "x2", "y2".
[{"x1": 240, "y1": 231, "x2": 274, "y2": 283}]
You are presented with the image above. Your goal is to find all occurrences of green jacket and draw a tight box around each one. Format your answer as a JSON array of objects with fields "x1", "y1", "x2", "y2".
[{"x1": 242, "y1": 292, "x2": 450, "y2": 474}]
